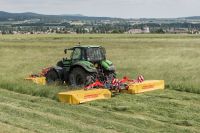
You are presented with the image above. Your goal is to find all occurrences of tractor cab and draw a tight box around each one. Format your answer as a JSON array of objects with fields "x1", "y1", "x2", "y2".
[{"x1": 64, "y1": 46, "x2": 106, "y2": 63}]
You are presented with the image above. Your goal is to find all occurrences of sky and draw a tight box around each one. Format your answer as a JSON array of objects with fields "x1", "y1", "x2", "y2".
[{"x1": 0, "y1": 0, "x2": 199, "y2": 18}]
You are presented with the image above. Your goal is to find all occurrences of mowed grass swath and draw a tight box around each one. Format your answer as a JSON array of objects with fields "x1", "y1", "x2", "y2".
[{"x1": 0, "y1": 34, "x2": 200, "y2": 133}]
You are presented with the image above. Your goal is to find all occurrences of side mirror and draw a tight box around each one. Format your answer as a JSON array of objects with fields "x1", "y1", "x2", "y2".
[{"x1": 64, "y1": 49, "x2": 67, "y2": 54}]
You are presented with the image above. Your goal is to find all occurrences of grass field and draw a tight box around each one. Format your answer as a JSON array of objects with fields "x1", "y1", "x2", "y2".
[{"x1": 0, "y1": 34, "x2": 200, "y2": 133}]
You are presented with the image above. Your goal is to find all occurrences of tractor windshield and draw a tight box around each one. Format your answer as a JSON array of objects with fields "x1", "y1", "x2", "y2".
[{"x1": 86, "y1": 47, "x2": 105, "y2": 62}]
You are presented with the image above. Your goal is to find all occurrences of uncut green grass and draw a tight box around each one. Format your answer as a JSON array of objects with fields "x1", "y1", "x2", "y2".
[
  {"x1": 0, "y1": 34, "x2": 200, "y2": 96},
  {"x1": 0, "y1": 34, "x2": 200, "y2": 132}
]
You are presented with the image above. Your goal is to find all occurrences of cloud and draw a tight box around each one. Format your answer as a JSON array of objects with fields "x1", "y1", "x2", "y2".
[{"x1": 0, "y1": 0, "x2": 199, "y2": 18}]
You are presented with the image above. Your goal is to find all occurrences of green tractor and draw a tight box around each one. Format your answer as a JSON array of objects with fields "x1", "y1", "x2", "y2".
[{"x1": 45, "y1": 45, "x2": 116, "y2": 87}]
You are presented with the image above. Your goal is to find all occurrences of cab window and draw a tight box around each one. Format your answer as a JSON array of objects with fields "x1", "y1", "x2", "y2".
[{"x1": 72, "y1": 48, "x2": 81, "y2": 60}]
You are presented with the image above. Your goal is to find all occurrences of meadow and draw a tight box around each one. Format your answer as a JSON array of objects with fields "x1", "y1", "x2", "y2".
[{"x1": 0, "y1": 34, "x2": 200, "y2": 133}]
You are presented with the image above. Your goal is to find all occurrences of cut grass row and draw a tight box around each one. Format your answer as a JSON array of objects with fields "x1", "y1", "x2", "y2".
[{"x1": 0, "y1": 88, "x2": 200, "y2": 133}]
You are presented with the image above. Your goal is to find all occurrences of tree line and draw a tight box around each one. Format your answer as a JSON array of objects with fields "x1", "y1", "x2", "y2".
[{"x1": 0, "y1": 22, "x2": 200, "y2": 34}]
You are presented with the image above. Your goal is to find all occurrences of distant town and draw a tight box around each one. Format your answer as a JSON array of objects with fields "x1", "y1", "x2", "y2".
[{"x1": 0, "y1": 11, "x2": 200, "y2": 35}]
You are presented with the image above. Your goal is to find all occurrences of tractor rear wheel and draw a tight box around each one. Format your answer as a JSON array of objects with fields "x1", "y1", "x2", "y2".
[{"x1": 69, "y1": 67, "x2": 94, "y2": 87}]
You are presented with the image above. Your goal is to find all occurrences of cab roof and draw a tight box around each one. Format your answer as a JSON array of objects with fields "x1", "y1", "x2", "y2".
[{"x1": 68, "y1": 45, "x2": 102, "y2": 50}]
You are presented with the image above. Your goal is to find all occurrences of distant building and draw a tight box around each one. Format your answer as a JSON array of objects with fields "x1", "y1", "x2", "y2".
[
  {"x1": 128, "y1": 29, "x2": 143, "y2": 34},
  {"x1": 191, "y1": 29, "x2": 200, "y2": 34},
  {"x1": 69, "y1": 21, "x2": 85, "y2": 26},
  {"x1": 167, "y1": 28, "x2": 188, "y2": 34},
  {"x1": 12, "y1": 31, "x2": 18, "y2": 34},
  {"x1": 143, "y1": 26, "x2": 150, "y2": 33},
  {"x1": 128, "y1": 26, "x2": 150, "y2": 34},
  {"x1": 101, "y1": 20, "x2": 111, "y2": 24},
  {"x1": 84, "y1": 26, "x2": 93, "y2": 32}
]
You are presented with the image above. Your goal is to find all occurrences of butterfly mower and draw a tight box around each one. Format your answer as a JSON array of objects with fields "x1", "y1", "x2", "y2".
[{"x1": 26, "y1": 45, "x2": 164, "y2": 104}]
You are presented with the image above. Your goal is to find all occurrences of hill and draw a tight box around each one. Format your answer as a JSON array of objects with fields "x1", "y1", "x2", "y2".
[
  {"x1": 183, "y1": 16, "x2": 200, "y2": 19},
  {"x1": 1, "y1": 11, "x2": 200, "y2": 26},
  {"x1": 0, "y1": 11, "x2": 120, "y2": 23}
]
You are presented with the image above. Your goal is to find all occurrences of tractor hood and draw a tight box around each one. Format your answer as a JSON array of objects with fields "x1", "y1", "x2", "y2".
[{"x1": 101, "y1": 60, "x2": 115, "y2": 71}]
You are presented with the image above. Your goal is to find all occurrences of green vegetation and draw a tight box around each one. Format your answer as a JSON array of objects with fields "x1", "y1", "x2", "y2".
[{"x1": 0, "y1": 34, "x2": 200, "y2": 132}]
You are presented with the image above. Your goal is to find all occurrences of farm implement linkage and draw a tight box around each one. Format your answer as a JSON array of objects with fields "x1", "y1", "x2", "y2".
[{"x1": 26, "y1": 45, "x2": 165, "y2": 104}]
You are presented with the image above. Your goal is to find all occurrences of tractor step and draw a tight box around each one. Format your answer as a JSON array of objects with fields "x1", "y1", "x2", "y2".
[
  {"x1": 122, "y1": 80, "x2": 164, "y2": 94},
  {"x1": 58, "y1": 89, "x2": 111, "y2": 105}
]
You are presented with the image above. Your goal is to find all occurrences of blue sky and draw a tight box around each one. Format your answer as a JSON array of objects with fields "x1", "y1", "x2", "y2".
[{"x1": 0, "y1": 0, "x2": 199, "y2": 18}]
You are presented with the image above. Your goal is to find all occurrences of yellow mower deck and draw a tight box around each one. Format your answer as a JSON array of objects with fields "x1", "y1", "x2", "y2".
[
  {"x1": 58, "y1": 80, "x2": 164, "y2": 104},
  {"x1": 58, "y1": 89, "x2": 112, "y2": 105},
  {"x1": 25, "y1": 77, "x2": 46, "y2": 85},
  {"x1": 123, "y1": 80, "x2": 164, "y2": 94},
  {"x1": 25, "y1": 76, "x2": 164, "y2": 104}
]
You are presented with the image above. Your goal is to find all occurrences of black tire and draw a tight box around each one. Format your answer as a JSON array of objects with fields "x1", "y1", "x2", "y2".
[
  {"x1": 57, "y1": 60, "x2": 64, "y2": 67},
  {"x1": 45, "y1": 69, "x2": 62, "y2": 85},
  {"x1": 69, "y1": 67, "x2": 94, "y2": 87}
]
